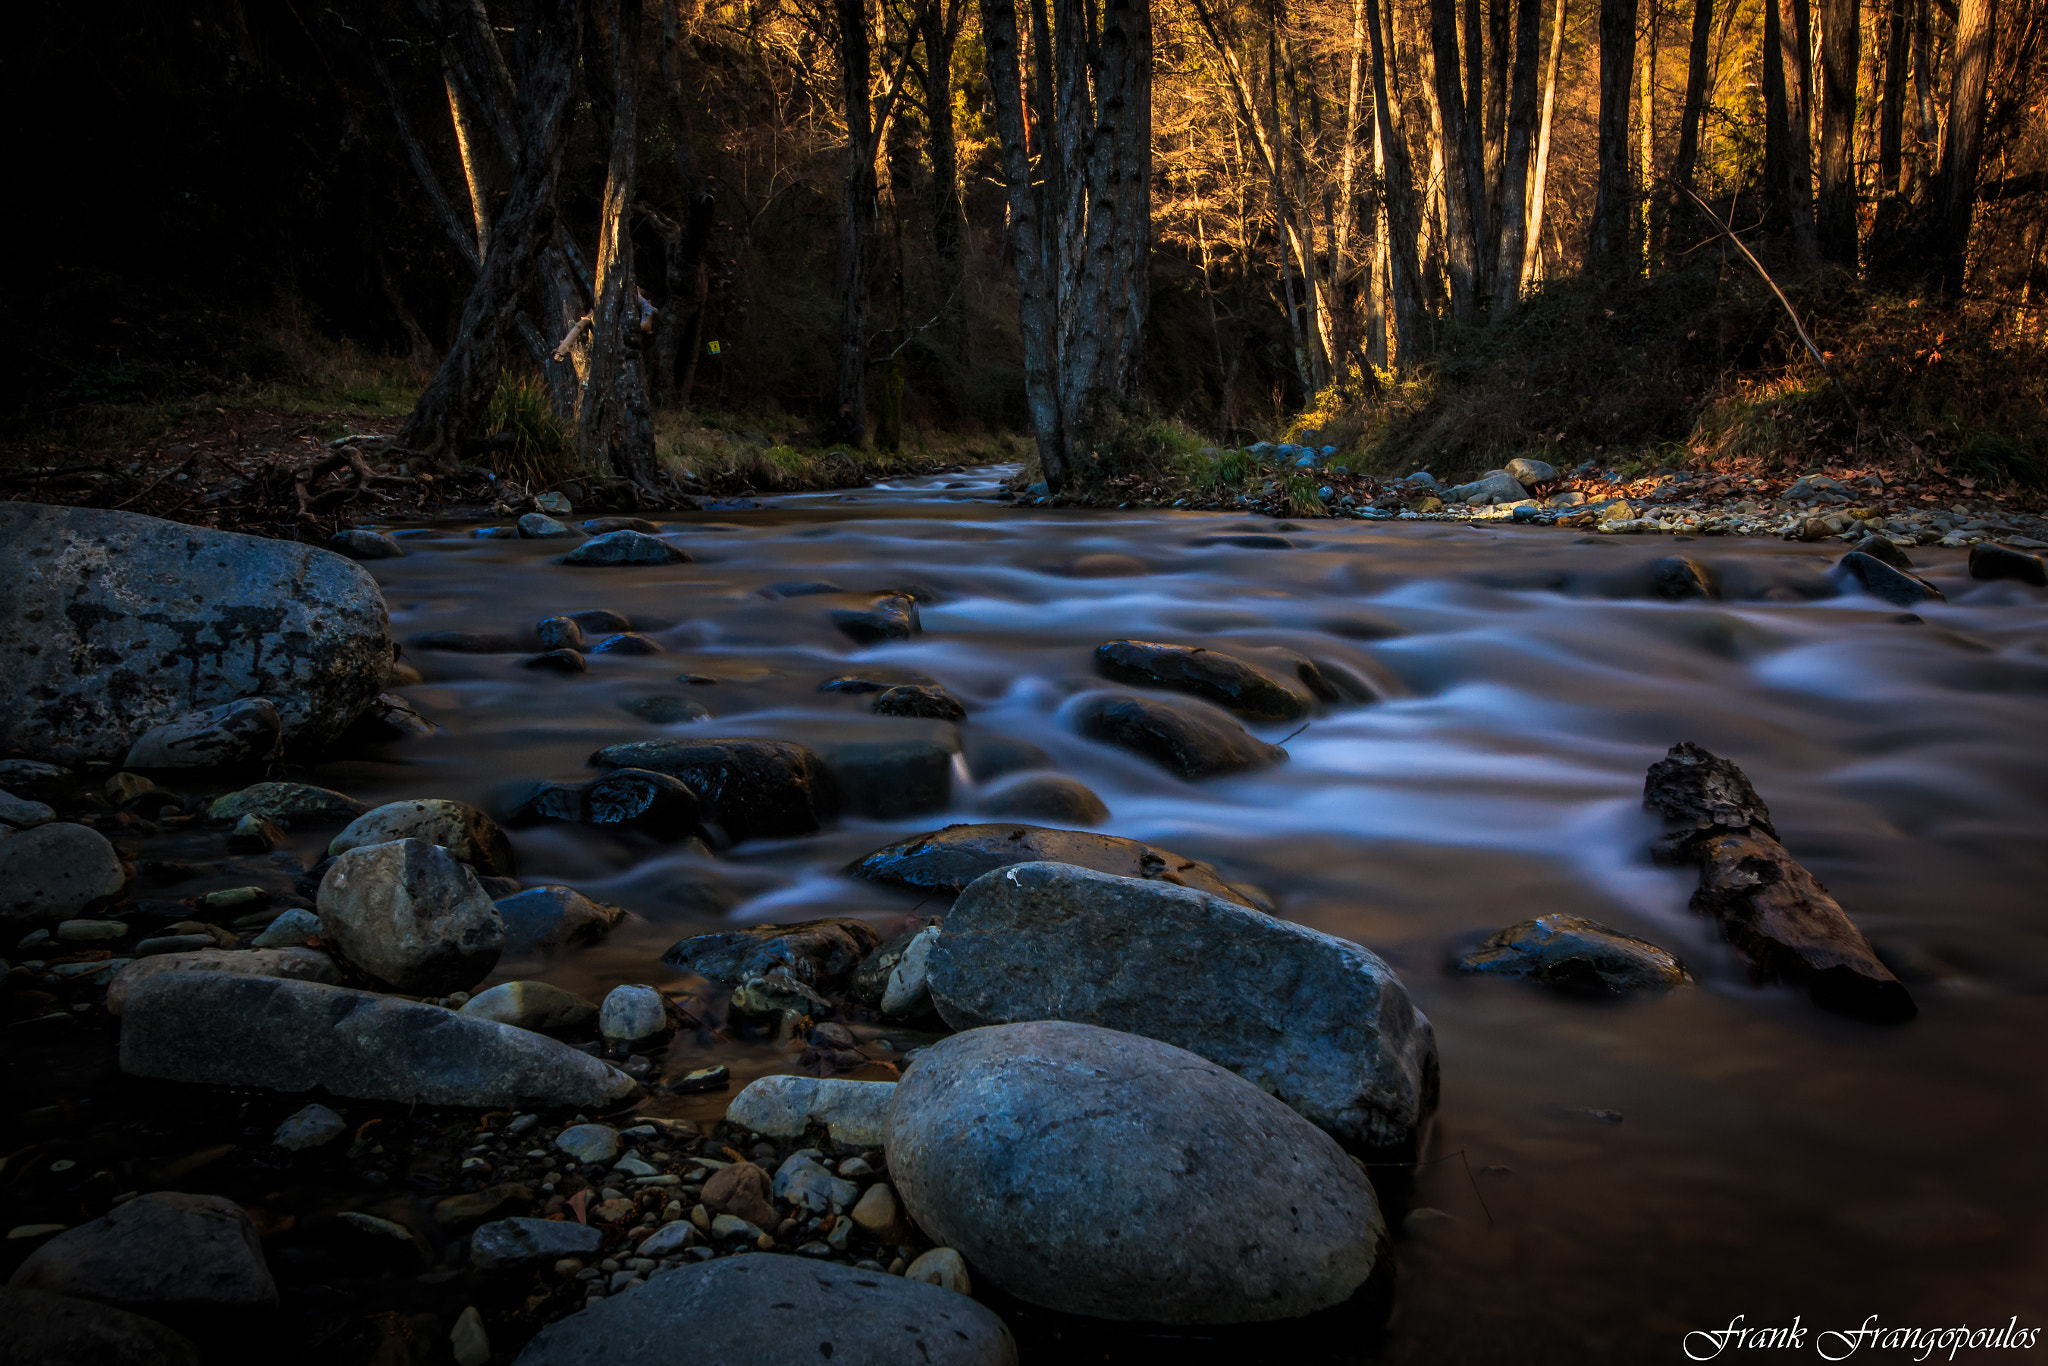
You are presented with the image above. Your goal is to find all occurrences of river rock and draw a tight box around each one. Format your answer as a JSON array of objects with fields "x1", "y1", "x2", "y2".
[
  {"x1": 317, "y1": 838, "x2": 504, "y2": 995},
  {"x1": 932, "y1": 862, "x2": 1436, "y2": 1152},
  {"x1": 0, "y1": 504, "x2": 391, "y2": 765},
  {"x1": 522, "y1": 647, "x2": 587, "y2": 673},
  {"x1": 1969, "y1": 542, "x2": 2047, "y2": 586},
  {"x1": 509, "y1": 1253, "x2": 1016, "y2": 1366},
  {"x1": 1454, "y1": 914, "x2": 1690, "y2": 991},
  {"x1": 329, "y1": 799, "x2": 516, "y2": 876},
  {"x1": 121, "y1": 698, "x2": 282, "y2": 771},
  {"x1": 273, "y1": 1103, "x2": 348, "y2": 1150},
  {"x1": 555, "y1": 1123, "x2": 621, "y2": 1165},
  {"x1": 886, "y1": 1021, "x2": 1386, "y2": 1323},
  {"x1": 724, "y1": 1075, "x2": 896, "y2": 1147},
  {"x1": 1644, "y1": 742, "x2": 1914, "y2": 1020},
  {"x1": 1644, "y1": 555, "x2": 1718, "y2": 601},
  {"x1": 599, "y1": 985, "x2": 668, "y2": 1043},
  {"x1": 7, "y1": 1192, "x2": 277, "y2": 1315},
  {"x1": 0, "y1": 822, "x2": 126, "y2": 929},
  {"x1": 881, "y1": 925, "x2": 940, "y2": 1016},
  {"x1": 119, "y1": 972, "x2": 641, "y2": 1107},
  {"x1": 330, "y1": 529, "x2": 404, "y2": 560},
  {"x1": 872, "y1": 683, "x2": 966, "y2": 721},
  {"x1": 1830, "y1": 551, "x2": 1944, "y2": 606},
  {"x1": 518, "y1": 514, "x2": 576, "y2": 539},
  {"x1": 848, "y1": 822, "x2": 1262, "y2": 908},
  {"x1": 1851, "y1": 534, "x2": 1914, "y2": 568},
  {"x1": 1444, "y1": 470, "x2": 1529, "y2": 506},
  {"x1": 1074, "y1": 694, "x2": 1287, "y2": 779},
  {"x1": 560, "y1": 530, "x2": 689, "y2": 566},
  {"x1": 588, "y1": 739, "x2": 833, "y2": 841},
  {"x1": 460, "y1": 980, "x2": 599, "y2": 1032},
  {"x1": 105, "y1": 947, "x2": 341, "y2": 1015},
  {"x1": 348, "y1": 692, "x2": 436, "y2": 741},
  {"x1": 849, "y1": 1183, "x2": 910, "y2": 1243},
  {"x1": 974, "y1": 772, "x2": 1110, "y2": 824},
  {"x1": 470, "y1": 1218, "x2": 604, "y2": 1272},
  {"x1": 0, "y1": 1286, "x2": 203, "y2": 1366},
  {"x1": 1094, "y1": 641, "x2": 1310, "y2": 722},
  {"x1": 494, "y1": 886, "x2": 625, "y2": 955},
  {"x1": 773, "y1": 1153, "x2": 858, "y2": 1213},
  {"x1": 585, "y1": 768, "x2": 703, "y2": 839},
  {"x1": 0, "y1": 792, "x2": 56, "y2": 830},
  {"x1": 814, "y1": 737, "x2": 955, "y2": 818},
  {"x1": 1504, "y1": 456, "x2": 1557, "y2": 485},
  {"x1": 700, "y1": 1161, "x2": 778, "y2": 1228},
  {"x1": 593, "y1": 631, "x2": 663, "y2": 654},
  {"x1": 904, "y1": 1248, "x2": 971, "y2": 1295},
  {"x1": 251, "y1": 908, "x2": 321, "y2": 948},
  {"x1": 206, "y1": 781, "x2": 367, "y2": 827},
  {"x1": 831, "y1": 592, "x2": 921, "y2": 644},
  {"x1": 535, "y1": 616, "x2": 586, "y2": 651},
  {"x1": 621, "y1": 694, "x2": 710, "y2": 725},
  {"x1": 580, "y1": 517, "x2": 659, "y2": 535},
  {"x1": 662, "y1": 918, "x2": 881, "y2": 989},
  {"x1": 849, "y1": 921, "x2": 936, "y2": 1006}
]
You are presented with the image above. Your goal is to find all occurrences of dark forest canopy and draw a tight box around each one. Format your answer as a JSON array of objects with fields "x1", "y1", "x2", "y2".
[{"x1": 5, "y1": 0, "x2": 2045, "y2": 489}]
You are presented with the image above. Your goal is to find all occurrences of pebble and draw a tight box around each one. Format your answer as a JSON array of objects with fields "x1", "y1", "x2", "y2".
[
  {"x1": 471, "y1": 1217, "x2": 605, "y2": 1271},
  {"x1": 710, "y1": 1213, "x2": 763, "y2": 1240},
  {"x1": 904, "y1": 1248, "x2": 972, "y2": 1295},
  {"x1": 849, "y1": 1182, "x2": 909, "y2": 1242},
  {"x1": 56, "y1": 919, "x2": 128, "y2": 942},
  {"x1": 251, "y1": 908, "x2": 322, "y2": 948},
  {"x1": 337, "y1": 1211, "x2": 414, "y2": 1243},
  {"x1": 451, "y1": 1305, "x2": 492, "y2": 1366},
  {"x1": 556, "y1": 1124, "x2": 622, "y2": 1165},
  {"x1": 273, "y1": 1103, "x2": 349, "y2": 1150},
  {"x1": 599, "y1": 985, "x2": 669, "y2": 1044},
  {"x1": 639, "y1": 1220, "x2": 700, "y2": 1256},
  {"x1": 772, "y1": 1153, "x2": 858, "y2": 1214}
]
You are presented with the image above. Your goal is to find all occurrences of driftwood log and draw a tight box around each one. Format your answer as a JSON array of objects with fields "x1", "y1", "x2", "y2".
[{"x1": 1644, "y1": 742, "x2": 1914, "y2": 1022}]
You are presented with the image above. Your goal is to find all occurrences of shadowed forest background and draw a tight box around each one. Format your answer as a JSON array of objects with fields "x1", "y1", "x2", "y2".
[{"x1": 4, "y1": 0, "x2": 2045, "y2": 498}]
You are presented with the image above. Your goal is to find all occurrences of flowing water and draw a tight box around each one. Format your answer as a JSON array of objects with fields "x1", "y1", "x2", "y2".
[{"x1": 113, "y1": 469, "x2": 2048, "y2": 1358}]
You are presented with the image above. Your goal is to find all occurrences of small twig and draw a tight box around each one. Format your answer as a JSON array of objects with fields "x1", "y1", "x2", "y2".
[
  {"x1": 1360, "y1": 1145, "x2": 1496, "y2": 1227},
  {"x1": 1277, "y1": 720, "x2": 1312, "y2": 746}
]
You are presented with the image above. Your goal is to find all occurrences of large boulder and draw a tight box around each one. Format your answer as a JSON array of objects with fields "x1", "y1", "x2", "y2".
[
  {"x1": 105, "y1": 947, "x2": 341, "y2": 1015},
  {"x1": 886, "y1": 1022, "x2": 1388, "y2": 1324},
  {"x1": 1443, "y1": 470, "x2": 1529, "y2": 506},
  {"x1": 0, "y1": 822, "x2": 126, "y2": 930},
  {"x1": 329, "y1": 799, "x2": 516, "y2": 877},
  {"x1": 930, "y1": 863, "x2": 1437, "y2": 1153},
  {"x1": 119, "y1": 972, "x2": 642, "y2": 1109},
  {"x1": 511, "y1": 1253, "x2": 1015, "y2": 1366},
  {"x1": 0, "y1": 503, "x2": 391, "y2": 765},
  {"x1": 1094, "y1": 641, "x2": 1310, "y2": 723},
  {"x1": 0, "y1": 1287, "x2": 202, "y2": 1366},
  {"x1": 6, "y1": 1192, "x2": 277, "y2": 1316},
  {"x1": 317, "y1": 838, "x2": 505, "y2": 995},
  {"x1": 588, "y1": 739, "x2": 833, "y2": 841},
  {"x1": 1073, "y1": 694, "x2": 1287, "y2": 779},
  {"x1": 122, "y1": 698, "x2": 282, "y2": 770},
  {"x1": 847, "y1": 823, "x2": 1263, "y2": 909}
]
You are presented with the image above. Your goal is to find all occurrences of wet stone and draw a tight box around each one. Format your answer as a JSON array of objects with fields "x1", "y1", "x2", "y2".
[
  {"x1": 621, "y1": 695, "x2": 711, "y2": 725},
  {"x1": 330, "y1": 529, "x2": 405, "y2": 560},
  {"x1": 1074, "y1": 694, "x2": 1288, "y2": 779},
  {"x1": 599, "y1": 985, "x2": 668, "y2": 1043},
  {"x1": 522, "y1": 648, "x2": 588, "y2": 673},
  {"x1": 1969, "y1": 542, "x2": 2047, "y2": 587},
  {"x1": 1094, "y1": 640, "x2": 1310, "y2": 723},
  {"x1": 471, "y1": 1217, "x2": 604, "y2": 1272},
  {"x1": 1454, "y1": 914, "x2": 1691, "y2": 992},
  {"x1": 974, "y1": 772, "x2": 1110, "y2": 824},
  {"x1": 592, "y1": 632, "x2": 664, "y2": 654},
  {"x1": 518, "y1": 514, "x2": 576, "y2": 539},
  {"x1": 561, "y1": 530, "x2": 690, "y2": 566},
  {"x1": 871, "y1": 683, "x2": 966, "y2": 721},
  {"x1": 493, "y1": 887, "x2": 626, "y2": 956},
  {"x1": 1830, "y1": 551, "x2": 1944, "y2": 606},
  {"x1": 830, "y1": 592, "x2": 921, "y2": 644},
  {"x1": 848, "y1": 822, "x2": 1260, "y2": 907},
  {"x1": 207, "y1": 782, "x2": 367, "y2": 827},
  {"x1": 814, "y1": 738, "x2": 955, "y2": 819},
  {"x1": 124, "y1": 698, "x2": 282, "y2": 771},
  {"x1": 588, "y1": 739, "x2": 832, "y2": 842},
  {"x1": 330, "y1": 799, "x2": 516, "y2": 877},
  {"x1": 316, "y1": 837, "x2": 504, "y2": 996},
  {"x1": 724, "y1": 1075, "x2": 896, "y2": 1147},
  {"x1": 662, "y1": 918, "x2": 882, "y2": 989},
  {"x1": 461, "y1": 980, "x2": 600, "y2": 1032},
  {"x1": 536, "y1": 616, "x2": 587, "y2": 651}
]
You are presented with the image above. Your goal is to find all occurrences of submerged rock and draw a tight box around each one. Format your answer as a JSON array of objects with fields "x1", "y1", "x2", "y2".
[
  {"x1": 123, "y1": 698, "x2": 282, "y2": 770},
  {"x1": 974, "y1": 772, "x2": 1110, "y2": 824},
  {"x1": 1644, "y1": 555, "x2": 1718, "y2": 601},
  {"x1": 0, "y1": 822, "x2": 126, "y2": 930},
  {"x1": 493, "y1": 886, "x2": 625, "y2": 955},
  {"x1": 0, "y1": 503, "x2": 391, "y2": 765},
  {"x1": 318, "y1": 838, "x2": 504, "y2": 995},
  {"x1": 813, "y1": 737, "x2": 954, "y2": 819},
  {"x1": 330, "y1": 529, "x2": 405, "y2": 560},
  {"x1": 8, "y1": 1192, "x2": 277, "y2": 1316},
  {"x1": 1454, "y1": 914, "x2": 1690, "y2": 992},
  {"x1": 871, "y1": 683, "x2": 966, "y2": 721},
  {"x1": 1074, "y1": 694, "x2": 1288, "y2": 779},
  {"x1": 931, "y1": 862, "x2": 1438, "y2": 1153},
  {"x1": 1644, "y1": 742, "x2": 1914, "y2": 1021},
  {"x1": 1830, "y1": 551, "x2": 1944, "y2": 607},
  {"x1": 119, "y1": 972, "x2": 642, "y2": 1108},
  {"x1": 588, "y1": 739, "x2": 832, "y2": 841},
  {"x1": 348, "y1": 692, "x2": 437, "y2": 741},
  {"x1": 848, "y1": 822, "x2": 1263, "y2": 908},
  {"x1": 1968, "y1": 542, "x2": 2047, "y2": 586},
  {"x1": 560, "y1": 530, "x2": 690, "y2": 566},
  {"x1": 662, "y1": 918, "x2": 881, "y2": 990},
  {"x1": 1094, "y1": 640, "x2": 1310, "y2": 722},
  {"x1": 830, "y1": 592, "x2": 921, "y2": 644},
  {"x1": 509, "y1": 1253, "x2": 1016, "y2": 1365},
  {"x1": 329, "y1": 799, "x2": 516, "y2": 877},
  {"x1": 1851, "y1": 534, "x2": 1914, "y2": 569},
  {"x1": 725, "y1": 1075, "x2": 897, "y2": 1147},
  {"x1": 885, "y1": 1021, "x2": 1387, "y2": 1324}
]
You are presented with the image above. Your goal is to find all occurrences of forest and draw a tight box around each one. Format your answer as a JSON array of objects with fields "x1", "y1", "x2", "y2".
[{"x1": 7, "y1": 0, "x2": 2046, "y2": 498}]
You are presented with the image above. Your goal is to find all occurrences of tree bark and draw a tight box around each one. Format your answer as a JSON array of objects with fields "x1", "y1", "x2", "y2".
[
  {"x1": 1674, "y1": 0, "x2": 1714, "y2": 184},
  {"x1": 1368, "y1": 0, "x2": 1429, "y2": 355},
  {"x1": 1875, "y1": 0, "x2": 1910, "y2": 223},
  {"x1": 1589, "y1": 0, "x2": 1640, "y2": 273},
  {"x1": 652, "y1": 0, "x2": 716, "y2": 407},
  {"x1": 1815, "y1": 0, "x2": 1860, "y2": 266},
  {"x1": 829, "y1": 0, "x2": 879, "y2": 445},
  {"x1": 1777, "y1": 0, "x2": 1818, "y2": 258},
  {"x1": 578, "y1": 0, "x2": 659, "y2": 488},
  {"x1": 1521, "y1": 0, "x2": 1568, "y2": 292},
  {"x1": 1429, "y1": 0, "x2": 1481, "y2": 316},
  {"x1": 1493, "y1": 0, "x2": 1542, "y2": 308},
  {"x1": 919, "y1": 0, "x2": 969, "y2": 345},
  {"x1": 399, "y1": 0, "x2": 578, "y2": 457},
  {"x1": 1930, "y1": 0, "x2": 1996, "y2": 291}
]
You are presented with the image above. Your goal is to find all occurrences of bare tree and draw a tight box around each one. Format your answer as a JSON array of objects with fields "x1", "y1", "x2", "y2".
[
  {"x1": 1493, "y1": 0, "x2": 1543, "y2": 306},
  {"x1": 1588, "y1": 0, "x2": 1640, "y2": 272},
  {"x1": 1521, "y1": 0, "x2": 1568, "y2": 292},
  {"x1": 1673, "y1": 0, "x2": 1715, "y2": 185}
]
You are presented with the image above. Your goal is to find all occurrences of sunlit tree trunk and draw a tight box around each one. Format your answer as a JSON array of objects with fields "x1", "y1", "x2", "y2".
[
  {"x1": 1521, "y1": 0, "x2": 1568, "y2": 292},
  {"x1": 1429, "y1": 0, "x2": 1481, "y2": 316},
  {"x1": 1673, "y1": 0, "x2": 1715, "y2": 185},
  {"x1": 1588, "y1": 0, "x2": 1639, "y2": 272},
  {"x1": 1368, "y1": 0, "x2": 1429, "y2": 356},
  {"x1": 1493, "y1": 0, "x2": 1541, "y2": 308},
  {"x1": 1815, "y1": 0, "x2": 1860, "y2": 266},
  {"x1": 1929, "y1": 0, "x2": 1996, "y2": 292}
]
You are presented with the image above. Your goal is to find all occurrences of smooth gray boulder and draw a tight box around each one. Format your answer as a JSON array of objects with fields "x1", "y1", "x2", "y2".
[
  {"x1": 471, "y1": 1218, "x2": 605, "y2": 1272},
  {"x1": 460, "y1": 980, "x2": 599, "y2": 1033},
  {"x1": 329, "y1": 798, "x2": 516, "y2": 876},
  {"x1": 105, "y1": 947, "x2": 341, "y2": 1015},
  {"x1": 6, "y1": 1192, "x2": 277, "y2": 1315},
  {"x1": 205, "y1": 781, "x2": 367, "y2": 827},
  {"x1": 0, "y1": 503, "x2": 391, "y2": 765},
  {"x1": 317, "y1": 838, "x2": 504, "y2": 995},
  {"x1": 561, "y1": 530, "x2": 690, "y2": 566},
  {"x1": 1094, "y1": 640, "x2": 1311, "y2": 723},
  {"x1": 1443, "y1": 470, "x2": 1529, "y2": 506},
  {"x1": 494, "y1": 886, "x2": 625, "y2": 955},
  {"x1": 511, "y1": 1253, "x2": 1015, "y2": 1366},
  {"x1": 0, "y1": 822, "x2": 126, "y2": 929},
  {"x1": 886, "y1": 1022, "x2": 1387, "y2": 1324},
  {"x1": 330, "y1": 529, "x2": 405, "y2": 560},
  {"x1": 122, "y1": 698, "x2": 282, "y2": 770},
  {"x1": 0, "y1": 789, "x2": 58, "y2": 828},
  {"x1": 974, "y1": 772, "x2": 1109, "y2": 824},
  {"x1": 119, "y1": 972, "x2": 641, "y2": 1109},
  {"x1": 725, "y1": 1075, "x2": 896, "y2": 1147},
  {"x1": 1454, "y1": 914, "x2": 1690, "y2": 992},
  {"x1": 1504, "y1": 456, "x2": 1557, "y2": 485},
  {"x1": 0, "y1": 1287, "x2": 202, "y2": 1366},
  {"x1": 599, "y1": 985, "x2": 668, "y2": 1043},
  {"x1": 1073, "y1": 694, "x2": 1287, "y2": 779},
  {"x1": 930, "y1": 862, "x2": 1438, "y2": 1153},
  {"x1": 273, "y1": 1103, "x2": 349, "y2": 1150}
]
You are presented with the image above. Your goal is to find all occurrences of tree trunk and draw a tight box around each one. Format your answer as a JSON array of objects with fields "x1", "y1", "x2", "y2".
[
  {"x1": 1815, "y1": 0, "x2": 1860, "y2": 266},
  {"x1": 578, "y1": 0, "x2": 659, "y2": 488},
  {"x1": 1777, "y1": 0, "x2": 1818, "y2": 258},
  {"x1": 1483, "y1": 0, "x2": 1512, "y2": 279},
  {"x1": 1521, "y1": 0, "x2": 1568, "y2": 292},
  {"x1": 1674, "y1": 0, "x2": 1715, "y2": 184},
  {"x1": 399, "y1": 0, "x2": 578, "y2": 456},
  {"x1": 1429, "y1": 0, "x2": 1481, "y2": 316},
  {"x1": 1368, "y1": 0, "x2": 1429, "y2": 356},
  {"x1": 1637, "y1": 0, "x2": 1657, "y2": 263},
  {"x1": 1493, "y1": 0, "x2": 1542, "y2": 308},
  {"x1": 920, "y1": 0, "x2": 969, "y2": 345},
  {"x1": 829, "y1": 0, "x2": 878, "y2": 446},
  {"x1": 1874, "y1": 0, "x2": 1909, "y2": 232},
  {"x1": 652, "y1": 0, "x2": 716, "y2": 408},
  {"x1": 1930, "y1": 0, "x2": 1996, "y2": 291},
  {"x1": 1588, "y1": 0, "x2": 1640, "y2": 273}
]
